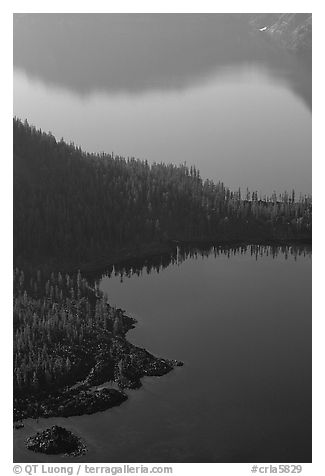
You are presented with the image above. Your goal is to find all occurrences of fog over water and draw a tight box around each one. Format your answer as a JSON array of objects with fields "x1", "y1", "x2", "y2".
[
  {"x1": 13, "y1": 15, "x2": 312, "y2": 464},
  {"x1": 13, "y1": 13, "x2": 311, "y2": 196}
]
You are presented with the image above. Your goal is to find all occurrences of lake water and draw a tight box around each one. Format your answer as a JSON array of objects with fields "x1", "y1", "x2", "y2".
[
  {"x1": 13, "y1": 14, "x2": 311, "y2": 196},
  {"x1": 14, "y1": 245, "x2": 312, "y2": 463},
  {"x1": 13, "y1": 14, "x2": 312, "y2": 463}
]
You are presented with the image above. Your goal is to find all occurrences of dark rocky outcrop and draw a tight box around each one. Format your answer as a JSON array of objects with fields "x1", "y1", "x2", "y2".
[
  {"x1": 26, "y1": 425, "x2": 86, "y2": 456},
  {"x1": 108, "y1": 337, "x2": 183, "y2": 389},
  {"x1": 41, "y1": 387, "x2": 127, "y2": 418},
  {"x1": 14, "y1": 315, "x2": 183, "y2": 421},
  {"x1": 13, "y1": 258, "x2": 184, "y2": 424},
  {"x1": 14, "y1": 346, "x2": 183, "y2": 420},
  {"x1": 15, "y1": 388, "x2": 127, "y2": 421},
  {"x1": 14, "y1": 421, "x2": 24, "y2": 429}
]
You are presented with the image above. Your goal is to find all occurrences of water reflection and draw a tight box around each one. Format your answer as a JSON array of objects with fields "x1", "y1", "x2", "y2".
[
  {"x1": 97, "y1": 244, "x2": 312, "y2": 284},
  {"x1": 13, "y1": 14, "x2": 312, "y2": 197},
  {"x1": 13, "y1": 13, "x2": 311, "y2": 109},
  {"x1": 13, "y1": 243, "x2": 311, "y2": 463},
  {"x1": 95, "y1": 241, "x2": 311, "y2": 462}
]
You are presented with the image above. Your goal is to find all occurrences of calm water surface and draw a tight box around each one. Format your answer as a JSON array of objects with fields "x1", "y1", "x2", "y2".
[
  {"x1": 13, "y1": 14, "x2": 311, "y2": 195},
  {"x1": 13, "y1": 15, "x2": 312, "y2": 462},
  {"x1": 14, "y1": 246, "x2": 311, "y2": 462}
]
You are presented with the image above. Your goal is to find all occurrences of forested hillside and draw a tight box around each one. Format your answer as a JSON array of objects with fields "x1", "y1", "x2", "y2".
[
  {"x1": 13, "y1": 118, "x2": 311, "y2": 267},
  {"x1": 13, "y1": 266, "x2": 182, "y2": 421},
  {"x1": 13, "y1": 118, "x2": 311, "y2": 423}
]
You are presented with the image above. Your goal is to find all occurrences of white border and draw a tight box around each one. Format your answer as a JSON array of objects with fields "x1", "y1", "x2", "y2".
[{"x1": 3, "y1": 2, "x2": 322, "y2": 475}]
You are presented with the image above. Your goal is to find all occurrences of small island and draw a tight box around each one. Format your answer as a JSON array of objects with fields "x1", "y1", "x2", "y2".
[{"x1": 26, "y1": 425, "x2": 86, "y2": 456}]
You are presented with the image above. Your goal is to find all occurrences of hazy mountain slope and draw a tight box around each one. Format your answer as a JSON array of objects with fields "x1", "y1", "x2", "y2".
[
  {"x1": 250, "y1": 13, "x2": 312, "y2": 55},
  {"x1": 13, "y1": 118, "x2": 311, "y2": 267}
]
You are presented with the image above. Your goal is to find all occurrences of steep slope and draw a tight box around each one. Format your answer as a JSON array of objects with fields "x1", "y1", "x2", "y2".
[
  {"x1": 13, "y1": 118, "x2": 312, "y2": 267},
  {"x1": 251, "y1": 13, "x2": 312, "y2": 56}
]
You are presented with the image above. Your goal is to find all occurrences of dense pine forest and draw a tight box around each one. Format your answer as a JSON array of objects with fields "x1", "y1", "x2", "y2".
[
  {"x1": 14, "y1": 266, "x2": 182, "y2": 421},
  {"x1": 14, "y1": 118, "x2": 311, "y2": 269},
  {"x1": 14, "y1": 268, "x2": 110, "y2": 395},
  {"x1": 13, "y1": 117, "x2": 311, "y2": 422}
]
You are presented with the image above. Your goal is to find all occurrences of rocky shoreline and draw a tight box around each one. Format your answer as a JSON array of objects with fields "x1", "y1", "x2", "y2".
[{"x1": 14, "y1": 312, "x2": 183, "y2": 424}]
